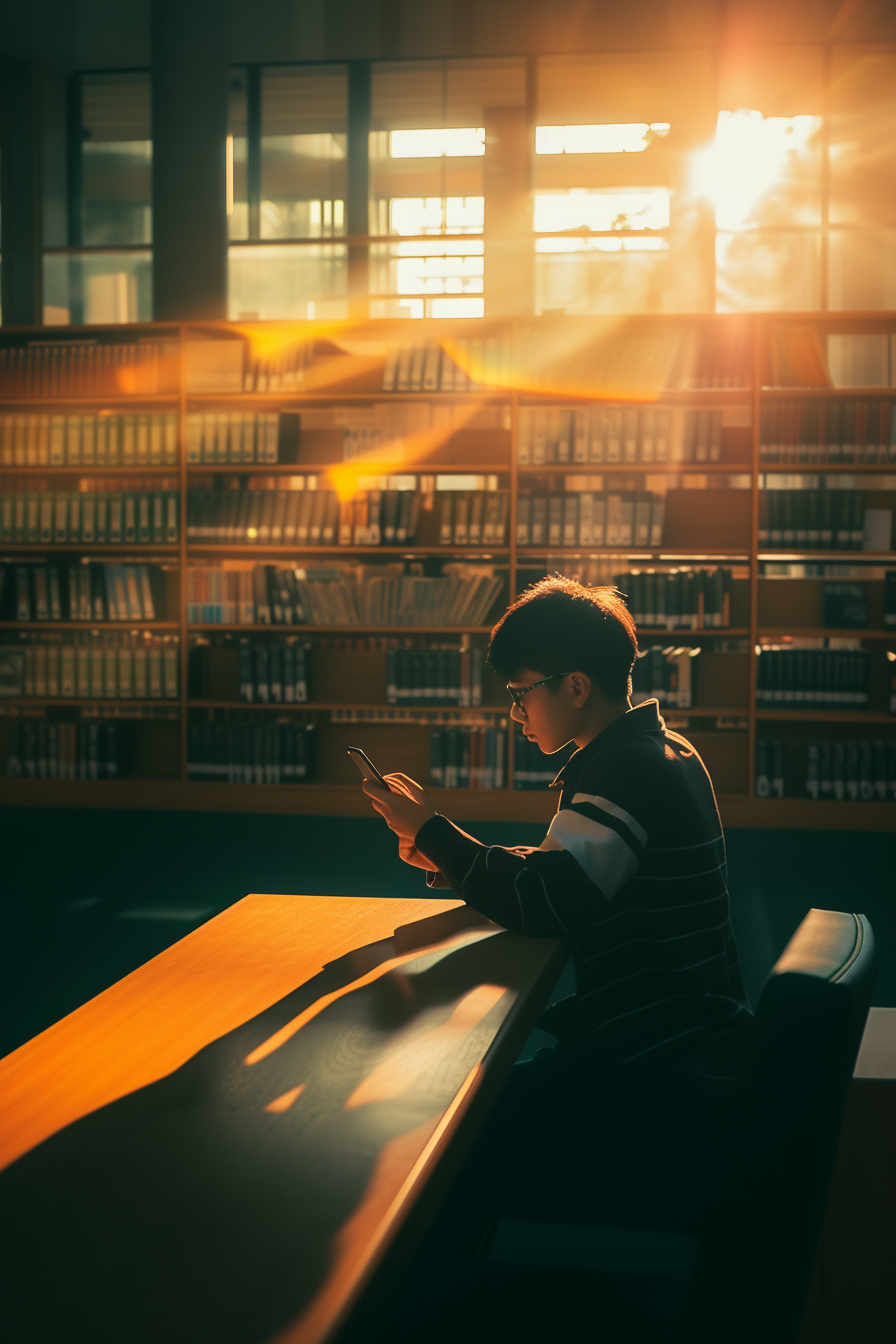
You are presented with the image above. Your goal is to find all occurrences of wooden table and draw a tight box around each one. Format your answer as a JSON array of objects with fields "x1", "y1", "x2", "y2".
[{"x1": 0, "y1": 893, "x2": 565, "y2": 1344}]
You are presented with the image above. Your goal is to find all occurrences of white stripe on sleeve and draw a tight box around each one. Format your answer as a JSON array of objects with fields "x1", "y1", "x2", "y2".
[
  {"x1": 570, "y1": 793, "x2": 648, "y2": 848},
  {"x1": 540, "y1": 808, "x2": 640, "y2": 898}
]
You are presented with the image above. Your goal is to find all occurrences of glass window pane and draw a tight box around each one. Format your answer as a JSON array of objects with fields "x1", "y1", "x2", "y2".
[
  {"x1": 81, "y1": 74, "x2": 152, "y2": 245},
  {"x1": 228, "y1": 70, "x2": 249, "y2": 241},
  {"x1": 716, "y1": 232, "x2": 820, "y2": 312},
  {"x1": 829, "y1": 50, "x2": 896, "y2": 228},
  {"x1": 228, "y1": 244, "x2": 347, "y2": 320},
  {"x1": 43, "y1": 251, "x2": 153, "y2": 324},
  {"x1": 260, "y1": 66, "x2": 348, "y2": 240},
  {"x1": 828, "y1": 229, "x2": 896, "y2": 311}
]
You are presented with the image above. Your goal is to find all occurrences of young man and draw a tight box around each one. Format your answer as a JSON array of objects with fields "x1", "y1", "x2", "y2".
[
  {"x1": 364, "y1": 576, "x2": 750, "y2": 1077},
  {"x1": 364, "y1": 577, "x2": 751, "y2": 1228}
]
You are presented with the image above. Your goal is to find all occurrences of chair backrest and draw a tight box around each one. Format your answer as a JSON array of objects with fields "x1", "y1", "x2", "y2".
[{"x1": 685, "y1": 908, "x2": 876, "y2": 1344}]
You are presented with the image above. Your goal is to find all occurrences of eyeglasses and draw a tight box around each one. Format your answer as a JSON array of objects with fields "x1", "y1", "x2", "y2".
[{"x1": 506, "y1": 673, "x2": 571, "y2": 713}]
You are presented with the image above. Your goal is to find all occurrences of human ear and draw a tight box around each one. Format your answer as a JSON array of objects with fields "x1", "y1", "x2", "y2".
[{"x1": 569, "y1": 673, "x2": 591, "y2": 707}]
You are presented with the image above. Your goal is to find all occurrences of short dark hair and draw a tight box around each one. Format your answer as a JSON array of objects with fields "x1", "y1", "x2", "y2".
[{"x1": 487, "y1": 576, "x2": 638, "y2": 701}]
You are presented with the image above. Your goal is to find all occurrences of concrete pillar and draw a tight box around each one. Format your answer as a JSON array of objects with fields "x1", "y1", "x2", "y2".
[
  {"x1": 151, "y1": 0, "x2": 229, "y2": 320},
  {"x1": 0, "y1": 61, "x2": 44, "y2": 325}
]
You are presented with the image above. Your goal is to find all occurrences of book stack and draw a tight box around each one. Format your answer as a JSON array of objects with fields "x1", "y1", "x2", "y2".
[
  {"x1": 0, "y1": 338, "x2": 178, "y2": 397},
  {"x1": 616, "y1": 567, "x2": 733, "y2": 629},
  {"x1": 756, "y1": 736, "x2": 896, "y2": 800},
  {"x1": 242, "y1": 344, "x2": 313, "y2": 392},
  {"x1": 186, "y1": 718, "x2": 316, "y2": 784},
  {"x1": 760, "y1": 399, "x2": 896, "y2": 466},
  {"x1": 238, "y1": 641, "x2": 308, "y2": 704},
  {"x1": 386, "y1": 645, "x2": 484, "y2": 706},
  {"x1": 437, "y1": 490, "x2": 509, "y2": 546},
  {"x1": 5, "y1": 720, "x2": 121, "y2": 780},
  {"x1": 382, "y1": 338, "x2": 511, "y2": 393},
  {"x1": 0, "y1": 411, "x2": 179, "y2": 466},
  {"x1": 186, "y1": 482, "x2": 422, "y2": 547},
  {"x1": 2, "y1": 561, "x2": 162, "y2": 622},
  {"x1": 429, "y1": 724, "x2": 506, "y2": 789},
  {"x1": 513, "y1": 731, "x2": 575, "y2": 790},
  {"x1": 631, "y1": 646, "x2": 699, "y2": 708},
  {"x1": 1, "y1": 481, "x2": 179, "y2": 546},
  {"x1": 0, "y1": 632, "x2": 179, "y2": 700},
  {"x1": 518, "y1": 406, "x2": 724, "y2": 465},
  {"x1": 761, "y1": 326, "x2": 832, "y2": 388},
  {"x1": 185, "y1": 411, "x2": 299, "y2": 464},
  {"x1": 759, "y1": 488, "x2": 889, "y2": 550},
  {"x1": 516, "y1": 490, "x2": 665, "y2": 548},
  {"x1": 756, "y1": 645, "x2": 870, "y2": 707}
]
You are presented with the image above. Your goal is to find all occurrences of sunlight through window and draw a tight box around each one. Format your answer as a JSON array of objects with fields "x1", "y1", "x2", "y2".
[
  {"x1": 389, "y1": 196, "x2": 484, "y2": 235},
  {"x1": 535, "y1": 123, "x2": 670, "y2": 155},
  {"x1": 533, "y1": 189, "x2": 671, "y2": 233},
  {"x1": 691, "y1": 110, "x2": 822, "y2": 231},
  {"x1": 389, "y1": 127, "x2": 486, "y2": 157}
]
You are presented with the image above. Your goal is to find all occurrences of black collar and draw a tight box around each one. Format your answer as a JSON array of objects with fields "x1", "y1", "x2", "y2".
[{"x1": 550, "y1": 700, "x2": 666, "y2": 789}]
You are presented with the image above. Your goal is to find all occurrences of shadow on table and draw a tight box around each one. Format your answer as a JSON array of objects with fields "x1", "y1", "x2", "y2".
[{"x1": 1, "y1": 907, "x2": 523, "y2": 1344}]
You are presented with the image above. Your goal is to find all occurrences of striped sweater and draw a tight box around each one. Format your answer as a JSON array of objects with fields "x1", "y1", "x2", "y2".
[{"x1": 415, "y1": 700, "x2": 752, "y2": 1071}]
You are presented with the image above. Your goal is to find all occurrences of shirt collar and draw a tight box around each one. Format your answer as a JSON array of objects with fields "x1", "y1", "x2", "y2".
[{"x1": 550, "y1": 700, "x2": 666, "y2": 788}]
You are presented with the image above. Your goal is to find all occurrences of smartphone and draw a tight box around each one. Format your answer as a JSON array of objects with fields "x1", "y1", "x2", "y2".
[{"x1": 347, "y1": 746, "x2": 390, "y2": 791}]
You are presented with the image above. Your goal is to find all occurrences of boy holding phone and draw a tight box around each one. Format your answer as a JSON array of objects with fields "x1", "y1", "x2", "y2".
[{"x1": 363, "y1": 577, "x2": 751, "y2": 1227}]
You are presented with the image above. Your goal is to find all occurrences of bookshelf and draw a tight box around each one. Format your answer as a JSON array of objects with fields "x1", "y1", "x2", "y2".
[{"x1": 1, "y1": 313, "x2": 894, "y2": 830}]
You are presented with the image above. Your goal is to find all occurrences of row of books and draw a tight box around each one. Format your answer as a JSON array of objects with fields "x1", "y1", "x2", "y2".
[
  {"x1": 293, "y1": 563, "x2": 504, "y2": 628},
  {"x1": 186, "y1": 486, "x2": 422, "y2": 547},
  {"x1": 185, "y1": 412, "x2": 299, "y2": 464},
  {"x1": 1, "y1": 488, "x2": 179, "y2": 546},
  {"x1": 429, "y1": 726, "x2": 507, "y2": 789},
  {"x1": 437, "y1": 491, "x2": 509, "y2": 545},
  {"x1": 237, "y1": 642, "x2": 308, "y2": 704},
  {"x1": 758, "y1": 490, "x2": 892, "y2": 551},
  {"x1": 760, "y1": 400, "x2": 896, "y2": 466},
  {"x1": 631, "y1": 646, "x2": 700, "y2": 709},
  {"x1": 0, "y1": 339, "x2": 178, "y2": 397},
  {"x1": 3, "y1": 562, "x2": 161, "y2": 622},
  {"x1": 383, "y1": 341, "x2": 495, "y2": 393},
  {"x1": 387, "y1": 646, "x2": 485, "y2": 707},
  {"x1": 755, "y1": 648, "x2": 870, "y2": 707},
  {"x1": 186, "y1": 720, "x2": 316, "y2": 784},
  {"x1": 1, "y1": 634, "x2": 179, "y2": 700},
  {"x1": 516, "y1": 491, "x2": 665, "y2": 549},
  {"x1": 186, "y1": 562, "x2": 504, "y2": 628},
  {"x1": 756, "y1": 737, "x2": 896, "y2": 801},
  {"x1": 0, "y1": 413, "x2": 179, "y2": 466},
  {"x1": 518, "y1": 407, "x2": 725, "y2": 466},
  {"x1": 617, "y1": 567, "x2": 733, "y2": 629},
  {"x1": 5, "y1": 720, "x2": 122, "y2": 779}
]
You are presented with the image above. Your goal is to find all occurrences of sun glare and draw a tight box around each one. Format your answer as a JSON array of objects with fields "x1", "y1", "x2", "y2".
[
  {"x1": 390, "y1": 127, "x2": 486, "y2": 158},
  {"x1": 536, "y1": 123, "x2": 670, "y2": 155},
  {"x1": 691, "y1": 109, "x2": 822, "y2": 231}
]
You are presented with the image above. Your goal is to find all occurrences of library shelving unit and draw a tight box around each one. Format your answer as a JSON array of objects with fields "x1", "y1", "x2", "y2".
[{"x1": 1, "y1": 312, "x2": 894, "y2": 829}]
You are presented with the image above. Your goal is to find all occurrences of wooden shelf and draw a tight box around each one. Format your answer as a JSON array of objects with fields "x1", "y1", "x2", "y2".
[
  {"x1": 0, "y1": 545, "x2": 179, "y2": 555},
  {"x1": 519, "y1": 388, "x2": 751, "y2": 405},
  {"x1": 518, "y1": 546, "x2": 751, "y2": 559},
  {"x1": 637, "y1": 626, "x2": 749, "y2": 637},
  {"x1": 758, "y1": 461, "x2": 896, "y2": 472},
  {"x1": 759, "y1": 550, "x2": 895, "y2": 562},
  {"x1": 186, "y1": 543, "x2": 509, "y2": 557},
  {"x1": 0, "y1": 464, "x2": 180, "y2": 474},
  {"x1": 1, "y1": 777, "x2": 891, "y2": 829},
  {"x1": 185, "y1": 462, "x2": 511, "y2": 474},
  {"x1": 518, "y1": 462, "x2": 751, "y2": 475},
  {"x1": 185, "y1": 390, "x2": 501, "y2": 404},
  {"x1": 758, "y1": 628, "x2": 896, "y2": 640},
  {"x1": 188, "y1": 699, "x2": 508, "y2": 714},
  {"x1": 1, "y1": 698, "x2": 178, "y2": 709},
  {"x1": 187, "y1": 624, "x2": 493, "y2": 634},
  {"x1": 0, "y1": 621, "x2": 179, "y2": 631},
  {"x1": 761, "y1": 386, "x2": 896, "y2": 399},
  {"x1": 756, "y1": 709, "x2": 896, "y2": 723},
  {"x1": 0, "y1": 395, "x2": 179, "y2": 407}
]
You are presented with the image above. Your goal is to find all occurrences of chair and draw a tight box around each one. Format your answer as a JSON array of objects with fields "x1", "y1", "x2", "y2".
[{"x1": 456, "y1": 908, "x2": 877, "y2": 1344}]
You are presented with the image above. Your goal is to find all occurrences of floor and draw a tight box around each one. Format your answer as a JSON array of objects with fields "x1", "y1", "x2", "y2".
[{"x1": 1, "y1": 806, "x2": 894, "y2": 1057}]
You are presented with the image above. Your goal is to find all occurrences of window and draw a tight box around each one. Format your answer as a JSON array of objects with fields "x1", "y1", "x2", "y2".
[
  {"x1": 369, "y1": 58, "x2": 526, "y2": 318},
  {"x1": 81, "y1": 73, "x2": 152, "y2": 246}
]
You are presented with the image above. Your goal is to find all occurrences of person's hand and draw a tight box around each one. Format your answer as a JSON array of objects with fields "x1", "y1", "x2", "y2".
[{"x1": 362, "y1": 773, "x2": 438, "y2": 871}]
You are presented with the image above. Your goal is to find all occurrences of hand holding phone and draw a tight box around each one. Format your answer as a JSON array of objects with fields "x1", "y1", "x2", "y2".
[{"x1": 347, "y1": 746, "x2": 390, "y2": 790}]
